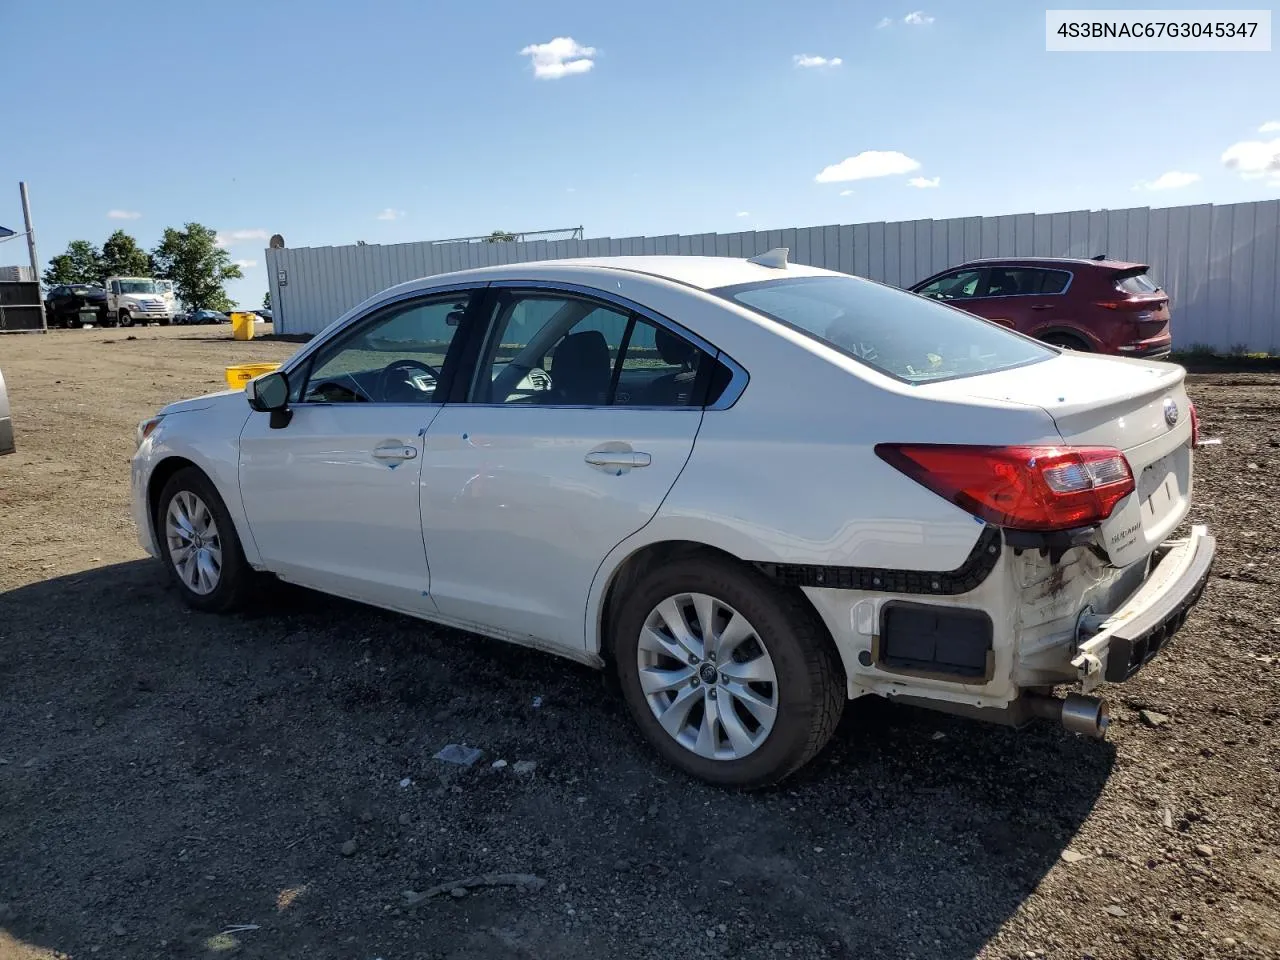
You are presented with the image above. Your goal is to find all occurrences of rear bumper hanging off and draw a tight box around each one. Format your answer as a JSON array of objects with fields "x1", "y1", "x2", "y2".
[{"x1": 1071, "y1": 524, "x2": 1215, "y2": 691}]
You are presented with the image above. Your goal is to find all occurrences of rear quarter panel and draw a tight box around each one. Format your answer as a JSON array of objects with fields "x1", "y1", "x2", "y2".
[{"x1": 584, "y1": 284, "x2": 1069, "y2": 653}]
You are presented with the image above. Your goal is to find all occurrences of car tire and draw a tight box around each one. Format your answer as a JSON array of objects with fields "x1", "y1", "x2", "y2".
[
  {"x1": 1043, "y1": 332, "x2": 1090, "y2": 351},
  {"x1": 118, "y1": 311, "x2": 133, "y2": 328},
  {"x1": 155, "y1": 466, "x2": 257, "y2": 613},
  {"x1": 612, "y1": 554, "x2": 845, "y2": 788}
]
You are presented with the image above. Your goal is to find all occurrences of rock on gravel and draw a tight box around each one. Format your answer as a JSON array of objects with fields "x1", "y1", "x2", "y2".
[
  {"x1": 340, "y1": 839, "x2": 358, "y2": 857},
  {"x1": 1139, "y1": 709, "x2": 1171, "y2": 728}
]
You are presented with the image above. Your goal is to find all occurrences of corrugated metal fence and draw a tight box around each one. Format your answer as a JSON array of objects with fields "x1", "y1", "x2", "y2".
[{"x1": 267, "y1": 200, "x2": 1280, "y2": 351}]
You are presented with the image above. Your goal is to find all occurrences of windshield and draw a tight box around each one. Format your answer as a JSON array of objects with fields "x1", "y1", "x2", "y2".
[
  {"x1": 716, "y1": 275, "x2": 1055, "y2": 384},
  {"x1": 118, "y1": 280, "x2": 157, "y2": 294}
]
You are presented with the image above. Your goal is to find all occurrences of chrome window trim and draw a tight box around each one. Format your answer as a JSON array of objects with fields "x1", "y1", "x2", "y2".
[
  {"x1": 278, "y1": 280, "x2": 490, "y2": 382},
  {"x1": 477, "y1": 279, "x2": 749, "y2": 411}
]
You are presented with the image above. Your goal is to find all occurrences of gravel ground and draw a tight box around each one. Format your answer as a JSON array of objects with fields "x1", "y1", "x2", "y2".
[{"x1": 1, "y1": 326, "x2": 1277, "y2": 960}]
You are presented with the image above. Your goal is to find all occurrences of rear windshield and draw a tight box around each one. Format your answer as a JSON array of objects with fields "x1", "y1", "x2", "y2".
[
  {"x1": 715, "y1": 275, "x2": 1055, "y2": 384},
  {"x1": 1115, "y1": 272, "x2": 1160, "y2": 295}
]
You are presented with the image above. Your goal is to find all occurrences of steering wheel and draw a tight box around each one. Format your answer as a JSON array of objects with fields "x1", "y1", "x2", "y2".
[{"x1": 376, "y1": 358, "x2": 441, "y2": 402}]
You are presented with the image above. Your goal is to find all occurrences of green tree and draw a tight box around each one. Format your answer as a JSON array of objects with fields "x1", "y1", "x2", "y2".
[
  {"x1": 100, "y1": 230, "x2": 153, "y2": 280},
  {"x1": 485, "y1": 230, "x2": 517, "y2": 243},
  {"x1": 43, "y1": 240, "x2": 103, "y2": 286},
  {"x1": 151, "y1": 222, "x2": 243, "y2": 311},
  {"x1": 262, "y1": 290, "x2": 271, "y2": 309}
]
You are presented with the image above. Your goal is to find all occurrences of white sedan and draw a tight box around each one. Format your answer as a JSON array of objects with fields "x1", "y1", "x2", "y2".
[{"x1": 130, "y1": 251, "x2": 1215, "y2": 787}]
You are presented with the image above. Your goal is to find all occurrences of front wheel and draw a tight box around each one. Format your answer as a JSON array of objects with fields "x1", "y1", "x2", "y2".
[
  {"x1": 156, "y1": 467, "x2": 257, "y2": 613},
  {"x1": 612, "y1": 555, "x2": 845, "y2": 788},
  {"x1": 118, "y1": 311, "x2": 133, "y2": 328}
]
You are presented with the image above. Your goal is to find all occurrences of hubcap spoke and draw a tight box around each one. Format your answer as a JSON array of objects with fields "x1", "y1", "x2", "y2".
[
  {"x1": 638, "y1": 625, "x2": 692, "y2": 665},
  {"x1": 720, "y1": 654, "x2": 776, "y2": 685},
  {"x1": 718, "y1": 699, "x2": 758, "y2": 755},
  {"x1": 639, "y1": 664, "x2": 695, "y2": 695},
  {"x1": 716, "y1": 612, "x2": 754, "y2": 662},
  {"x1": 694, "y1": 690, "x2": 721, "y2": 758},
  {"x1": 657, "y1": 684, "x2": 701, "y2": 738},
  {"x1": 653, "y1": 597, "x2": 703, "y2": 661},
  {"x1": 691, "y1": 594, "x2": 717, "y2": 655},
  {"x1": 724, "y1": 680, "x2": 777, "y2": 726}
]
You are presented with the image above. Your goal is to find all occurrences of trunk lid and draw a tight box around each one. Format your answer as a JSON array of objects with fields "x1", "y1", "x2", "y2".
[{"x1": 918, "y1": 353, "x2": 1194, "y2": 566}]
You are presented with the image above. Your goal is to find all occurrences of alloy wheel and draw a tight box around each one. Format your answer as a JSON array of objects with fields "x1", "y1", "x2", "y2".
[
  {"x1": 636, "y1": 592, "x2": 779, "y2": 761},
  {"x1": 165, "y1": 490, "x2": 222, "y2": 595}
]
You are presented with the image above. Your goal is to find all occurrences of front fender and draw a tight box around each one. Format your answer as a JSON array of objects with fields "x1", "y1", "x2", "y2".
[{"x1": 132, "y1": 403, "x2": 259, "y2": 565}]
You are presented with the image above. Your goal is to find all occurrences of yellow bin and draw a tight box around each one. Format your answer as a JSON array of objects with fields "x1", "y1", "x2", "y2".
[
  {"x1": 230, "y1": 311, "x2": 256, "y2": 341},
  {"x1": 225, "y1": 362, "x2": 281, "y2": 390}
]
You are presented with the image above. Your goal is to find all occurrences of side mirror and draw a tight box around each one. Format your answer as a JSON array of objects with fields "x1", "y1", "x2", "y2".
[{"x1": 247, "y1": 370, "x2": 293, "y2": 428}]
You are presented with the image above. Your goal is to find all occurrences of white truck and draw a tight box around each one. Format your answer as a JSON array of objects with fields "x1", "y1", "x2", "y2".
[
  {"x1": 105, "y1": 276, "x2": 174, "y2": 327},
  {"x1": 156, "y1": 280, "x2": 179, "y2": 318}
]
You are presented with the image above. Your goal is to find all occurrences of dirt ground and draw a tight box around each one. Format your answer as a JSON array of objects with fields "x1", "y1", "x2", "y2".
[{"x1": 1, "y1": 325, "x2": 1278, "y2": 960}]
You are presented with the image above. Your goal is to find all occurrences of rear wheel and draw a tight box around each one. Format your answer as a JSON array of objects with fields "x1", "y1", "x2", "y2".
[
  {"x1": 156, "y1": 467, "x2": 257, "y2": 613},
  {"x1": 1042, "y1": 332, "x2": 1090, "y2": 351},
  {"x1": 612, "y1": 554, "x2": 845, "y2": 788}
]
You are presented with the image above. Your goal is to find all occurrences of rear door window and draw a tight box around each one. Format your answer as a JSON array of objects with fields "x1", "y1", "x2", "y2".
[
  {"x1": 717, "y1": 275, "x2": 1054, "y2": 385},
  {"x1": 1037, "y1": 270, "x2": 1071, "y2": 295}
]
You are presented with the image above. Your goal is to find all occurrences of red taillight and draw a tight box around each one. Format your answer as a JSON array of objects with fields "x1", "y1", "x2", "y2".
[
  {"x1": 1189, "y1": 402, "x2": 1200, "y2": 448},
  {"x1": 1095, "y1": 296, "x2": 1168, "y2": 313},
  {"x1": 875, "y1": 444, "x2": 1135, "y2": 532}
]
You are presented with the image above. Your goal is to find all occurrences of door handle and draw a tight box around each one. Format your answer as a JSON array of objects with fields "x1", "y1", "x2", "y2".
[
  {"x1": 1030, "y1": 304, "x2": 1055, "y2": 311},
  {"x1": 373, "y1": 443, "x2": 419, "y2": 461},
  {"x1": 585, "y1": 450, "x2": 652, "y2": 468}
]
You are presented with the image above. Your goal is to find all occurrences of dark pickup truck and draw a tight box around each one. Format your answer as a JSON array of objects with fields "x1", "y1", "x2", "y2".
[{"x1": 45, "y1": 283, "x2": 109, "y2": 328}]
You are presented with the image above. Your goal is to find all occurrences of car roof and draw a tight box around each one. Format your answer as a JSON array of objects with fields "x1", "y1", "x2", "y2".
[
  {"x1": 949, "y1": 256, "x2": 1146, "y2": 270},
  {"x1": 396, "y1": 255, "x2": 837, "y2": 293}
]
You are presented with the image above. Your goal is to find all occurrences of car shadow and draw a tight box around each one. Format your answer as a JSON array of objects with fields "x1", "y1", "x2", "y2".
[{"x1": 0, "y1": 561, "x2": 1115, "y2": 960}]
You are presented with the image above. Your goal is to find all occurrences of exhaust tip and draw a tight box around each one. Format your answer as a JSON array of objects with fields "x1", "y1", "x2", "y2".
[{"x1": 1061, "y1": 693, "x2": 1110, "y2": 739}]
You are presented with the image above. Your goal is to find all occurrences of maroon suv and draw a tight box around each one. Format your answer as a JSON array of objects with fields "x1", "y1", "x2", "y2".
[{"x1": 908, "y1": 257, "x2": 1172, "y2": 358}]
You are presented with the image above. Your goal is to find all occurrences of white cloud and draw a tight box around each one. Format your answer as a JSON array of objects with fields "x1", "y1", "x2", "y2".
[
  {"x1": 1258, "y1": 120, "x2": 1280, "y2": 133},
  {"x1": 1221, "y1": 137, "x2": 1280, "y2": 182},
  {"x1": 1134, "y1": 170, "x2": 1201, "y2": 191},
  {"x1": 904, "y1": 10, "x2": 935, "y2": 25},
  {"x1": 107, "y1": 209, "x2": 141, "y2": 220},
  {"x1": 876, "y1": 16, "x2": 893, "y2": 28},
  {"x1": 520, "y1": 37, "x2": 596, "y2": 79},
  {"x1": 233, "y1": 259, "x2": 258, "y2": 269},
  {"x1": 793, "y1": 54, "x2": 843, "y2": 68},
  {"x1": 907, "y1": 175, "x2": 940, "y2": 188},
  {"x1": 215, "y1": 228, "x2": 269, "y2": 248},
  {"x1": 376, "y1": 208, "x2": 406, "y2": 221},
  {"x1": 839, "y1": 189, "x2": 855, "y2": 196},
  {"x1": 736, "y1": 211, "x2": 750, "y2": 217},
  {"x1": 815, "y1": 150, "x2": 921, "y2": 183}
]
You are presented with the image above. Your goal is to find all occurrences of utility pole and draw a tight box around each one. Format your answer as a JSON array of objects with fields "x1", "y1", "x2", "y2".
[{"x1": 19, "y1": 182, "x2": 48, "y2": 332}]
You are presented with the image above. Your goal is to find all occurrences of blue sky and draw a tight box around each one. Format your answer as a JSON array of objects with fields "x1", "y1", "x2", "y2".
[{"x1": 1, "y1": 0, "x2": 1277, "y2": 308}]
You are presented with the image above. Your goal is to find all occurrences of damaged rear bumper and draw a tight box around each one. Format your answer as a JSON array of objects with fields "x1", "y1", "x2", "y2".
[{"x1": 1071, "y1": 524, "x2": 1215, "y2": 692}]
